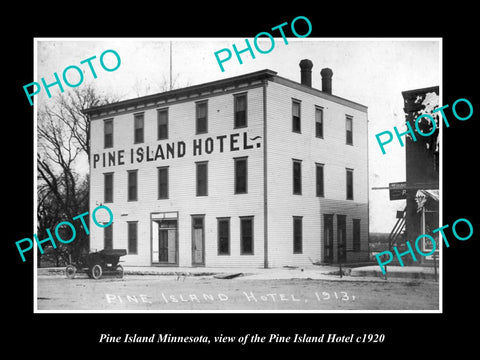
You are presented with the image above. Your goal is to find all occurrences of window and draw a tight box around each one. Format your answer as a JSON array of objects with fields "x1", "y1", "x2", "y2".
[
  {"x1": 128, "y1": 222, "x2": 138, "y2": 254},
  {"x1": 104, "y1": 119, "x2": 113, "y2": 148},
  {"x1": 157, "y1": 108, "x2": 168, "y2": 140},
  {"x1": 293, "y1": 159, "x2": 302, "y2": 195},
  {"x1": 104, "y1": 173, "x2": 113, "y2": 203},
  {"x1": 217, "y1": 218, "x2": 230, "y2": 255},
  {"x1": 346, "y1": 168, "x2": 354, "y2": 200},
  {"x1": 292, "y1": 100, "x2": 301, "y2": 133},
  {"x1": 234, "y1": 157, "x2": 248, "y2": 194},
  {"x1": 128, "y1": 170, "x2": 137, "y2": 201},
  {"x1": 240, "y1": 217, "x2": 254, "y2": 255},
  {"x1": 134, "y1": 113, "x2": 144, "y2": 143},
  {"x1": 315, "y1": 106, "x2": 323, "y2": 138},
  {"x1": 196, "y1": 161, "x2": 208, "y2": 196},
  {"x1": 196, "y1": 101, "x2": 208, "y2": 134},
  {"x1": 104, "y1": 225, "x2": 113, "y2": 250},
  {"x1": 234, "y1": 93, "x2": 247, "y2": 128},
  {"x1": 158, "y1": 166, "x2": 169, "y2": 199},
  {"x1": 293, "y1": 216, "x2": 303, "y2": 254},
  {"x1": 353, "y1": 219, "x2": 361, "y2": 252},
  {"x1": 346, "y1": 115, "x2": 353, "y2": 145},
  {"x1": 316, "y1": 163, "x2": 324, "y2": 197}
]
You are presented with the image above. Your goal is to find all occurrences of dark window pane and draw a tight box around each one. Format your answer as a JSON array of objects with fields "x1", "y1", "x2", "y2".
[
  {"x1": 128, "y1": 222, "x2": 137, "y2": 254},
  {"x1": 104, "y1": 120, "x2": 113, "y2": 148},
  {"x1": 158, "y1": 167, "x2": 169, "y2": 199},
  {"x1": 292, "y1": 101, "x2": 301, "y2": 133},
  {"x1": 134, "y1": 114, "x2": 144, "y2": 143},
  {"x1": 196, "y1": 102, "x2": 208, "y2": 134},
  {"x1": 235, "y1": 94, "x2": 247, "y2": 128},
  {"x1": 218, "y1": 219, "x2": 230, "y2": 255},
  {"x1": 346, "y1": 169, "x2": 353, "y2": 200},
  {"x1": 316, "y1": 164, "x2": 324, "y2": 197},
  {"x1": 235, "y1": 158, "x2": 247, "y2": 194},
  {"x1": 196, "y1": 162, "x2": 208, "y2": 196},
  {"x1": 346, "y1": 116, "x2": 353, "y2": 145},
  {"x1": 293, "y1": 161, "x2": 302, "y2": 194},
  {"x1": 158, "y1": 109, "x2": 168, "y2": 140},
  {"x1": 315, "y1": 108, "x2": 323, "y2": 138},
  {"x1": 104, "y1": 173, "x2": 113, "y2": 203},
  {"x1": 241, "y1": 218, "x2": 253, "y2": 254},
  {"x1": 293, "y1": 217, "x2": 302, "y2": 253},
  {"x1": 128, "y1": 171, "x2": 137, "y2": 201},
  {"x1": 193, "y1": 217, "x2": 204, "y2": 228}
]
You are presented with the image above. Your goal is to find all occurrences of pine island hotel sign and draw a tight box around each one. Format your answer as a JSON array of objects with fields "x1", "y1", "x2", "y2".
[{"x1": 84, "y1": 62, "x2": 369, "y2": 268}]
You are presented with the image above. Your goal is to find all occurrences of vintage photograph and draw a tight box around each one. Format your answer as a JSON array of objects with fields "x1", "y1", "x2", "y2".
[{"x1": 33, "y1": 38, "x2": 441, "y2": 312}]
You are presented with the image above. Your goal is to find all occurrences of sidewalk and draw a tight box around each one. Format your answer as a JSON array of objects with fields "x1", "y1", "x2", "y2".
[
  {"x1": 350, "y1": 265, "x2": 438, "y2": 280},
  {"x1": 36, "y1": 264, "x2": 439, "y2": 282}
]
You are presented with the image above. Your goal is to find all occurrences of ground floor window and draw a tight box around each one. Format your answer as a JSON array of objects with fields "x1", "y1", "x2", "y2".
[
  {"x1": 240, "y1": 216, "x2": 254, "y2": 255},
  {"x1": 217, "y1": 217, "x2": 230, "y2": 255},
  {"x1": 293, "y1": 216, "x2": 303, "y2": 254},
  {"x1": 128, "y1": 221, "x2": 138, "y2": 254}
]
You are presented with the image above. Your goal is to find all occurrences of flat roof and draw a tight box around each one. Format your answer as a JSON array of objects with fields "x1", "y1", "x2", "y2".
[{"x1": 83, "y1": 69, "x2": 367, "y2": 117}]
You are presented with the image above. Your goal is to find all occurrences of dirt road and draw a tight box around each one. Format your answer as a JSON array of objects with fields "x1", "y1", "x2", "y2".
[{"x1": 37, "y1": 275, "x2": 439, "y2": 311}]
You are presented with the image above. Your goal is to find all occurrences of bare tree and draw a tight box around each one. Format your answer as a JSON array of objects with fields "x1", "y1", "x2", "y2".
[{"x1": 36, "y1": 84, "x2": 119, "y2": 266}]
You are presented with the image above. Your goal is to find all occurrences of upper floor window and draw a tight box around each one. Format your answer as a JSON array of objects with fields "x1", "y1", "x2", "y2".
[
  {"x1": 346, "y1": 168, "x2": 354, "y2": 200},
  {"x1": 128, "y1": 170, "x2": 138, "y2": 201},
  {"x1": 234, "y1": 93, "x2": 247, "y2": 128},
  {"x1": 292, "y1": 100, "x2": 301, "y2": 133},
  {"x1": 316, "y1": 163, "x2": 324, "y2": 197},
  {"x1": 346, "y1": 115, "x2": 353, "y2": 145},
  {"x1": 158, "y1": 166, "x2": 169, "y2": 199},
  {"x1": 134, "y1": 113, "x2": 144, "y2": 144},
  {"x1": 196, "y1": 101, "x2": 208, "y2": 134},
  {"x1": 104, "y1": 172, "x2": 113, "y2": 203},
  {"x1": 293, "y1": 159, "x2": 302, "y2": 195},
  {"x1": 315, "y1": 106, "x2": 323, "y2": 138},
  {"x1": 104, "y1": 119, "x2": 113, "y2": 148},
  {"x1": 157, "y1": 108, "x2": 168, "y2": 140},
  {"x1": 234, "y1": 157, "x2": 248, "y2": 194},
  {"x1": 196, "y1": 161, "x2": 208, "y2": 196}
]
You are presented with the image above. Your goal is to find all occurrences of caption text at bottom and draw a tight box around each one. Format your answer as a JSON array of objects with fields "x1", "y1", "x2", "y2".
[{"x1": 100, "y1": 333, "x2": 385, "y2": 344}]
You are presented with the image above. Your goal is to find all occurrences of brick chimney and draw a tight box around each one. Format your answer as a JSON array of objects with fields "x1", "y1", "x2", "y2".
[
  {"x1": 320, "y1": 68, "x2": 333, "y2": 94},
  {"x1": 299, "y1": 59, "x2": 313, "y2": 87}
]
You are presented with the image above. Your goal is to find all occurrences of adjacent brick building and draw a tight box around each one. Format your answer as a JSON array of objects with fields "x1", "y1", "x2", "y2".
[{"x1": 83, "y1": 60, "x2": 369, "y2": 268}]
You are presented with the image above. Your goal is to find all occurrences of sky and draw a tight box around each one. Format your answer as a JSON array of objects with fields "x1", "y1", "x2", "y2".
[{"x1": 35, "y1": 38, "x2": 441, "y2": 233}]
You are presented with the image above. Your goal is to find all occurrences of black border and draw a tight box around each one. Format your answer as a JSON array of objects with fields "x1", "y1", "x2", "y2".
[{"x1": 7, "y1": 5, "x2": 479, "y2": 355}]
